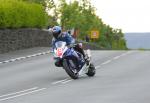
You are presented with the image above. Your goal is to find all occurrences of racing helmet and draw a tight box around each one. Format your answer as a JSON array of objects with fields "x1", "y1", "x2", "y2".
[{"x1": 52, "y1": 26, "x2": 62, "y2": 39}]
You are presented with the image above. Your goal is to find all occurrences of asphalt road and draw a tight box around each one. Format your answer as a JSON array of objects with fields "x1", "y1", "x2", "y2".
[{"x1": 0, "y1": 50, "x2": 150, "y2": 103}]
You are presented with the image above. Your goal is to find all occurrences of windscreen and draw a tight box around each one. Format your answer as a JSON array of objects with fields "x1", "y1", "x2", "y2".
[{"x1": 55, "y1": 41, "x2": 66, "y2": 48}]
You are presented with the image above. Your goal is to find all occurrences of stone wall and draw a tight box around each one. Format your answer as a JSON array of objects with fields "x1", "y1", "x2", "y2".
[
  {"x1": 0, "y1": 28, "x2": 101, "y2": 54},
  {"x1": 0, "y1": 28, "x2": 52, "y2": 53}
]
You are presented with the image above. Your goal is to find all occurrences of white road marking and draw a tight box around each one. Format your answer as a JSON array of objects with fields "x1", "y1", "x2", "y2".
[
  {"x1": 120, "y1": 53, "x2": 127, "y2": 57},
  {"x1": 95, "y1": 65, "x2": 101, "y2": 69},
  {"x1": 0, "y1": 87, "x2": 38, "y2": 98},
  {"x1": 0, "y1": 50, "x2": 51, "y2": 64},
  {"x1": 26, "y1": 55, "x2": 32, "y2": 58},
  {"x1": 3, "y1": 61, "x2": 10, "y2": 63},
  {"x1": 101, "y1": 60, "x2": 112, "y2": 65},
  {"x1": 61, "y1": 79, "x2": 73, "y2": 84},
  {"x1": 10, "y1": 59, "x2": 17, "y2": 62},
  {"x1": 36, "y1": 53, "x2": 42, "y2": 56},
  {"x1": 113, "y1": 56, "x2": 121, "y2": 60},
  {"x1": 0, "y1": 88, "x2": 46, "y2": 101},
  {"x1": 15, "y1": 58, "x2": 21, "y2": 60},
  {"x1": 31, "y1": 54, "x2": 37, "y2": 57},
  {"x1": 99, "y1": 51, "x2": 134, "y2": 67},
  {"x1": 52, "y1": 79, "x2": 69, "y2": 85},
  {"x1": 113, "y1": 51, "x2": 133, "y2": 60},
  {"x1": 17, "y1": 57, "x2": 26, "y2": 60}
]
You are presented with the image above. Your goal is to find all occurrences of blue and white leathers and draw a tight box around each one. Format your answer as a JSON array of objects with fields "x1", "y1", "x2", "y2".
[{"x1": 52, "y1": 32, "x2": 75, "y2": 49}]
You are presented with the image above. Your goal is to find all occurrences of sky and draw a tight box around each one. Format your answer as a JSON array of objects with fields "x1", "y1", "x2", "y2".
[{"x1": 91, "y1": 0, "x2": 150, "y2": 32}]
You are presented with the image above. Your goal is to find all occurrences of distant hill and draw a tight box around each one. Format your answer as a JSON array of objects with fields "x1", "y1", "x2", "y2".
[{"x1": 124, "y1": 33, "x2": 150, "y2": 49}]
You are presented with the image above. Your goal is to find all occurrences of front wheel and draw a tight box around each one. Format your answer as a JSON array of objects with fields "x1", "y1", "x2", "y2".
[
  {"x1": 63, "y1": 59, "x2": 79, "y2": 79},
  {"x1": 86, "y1": 63, "x2": 96, "y2": 77}
]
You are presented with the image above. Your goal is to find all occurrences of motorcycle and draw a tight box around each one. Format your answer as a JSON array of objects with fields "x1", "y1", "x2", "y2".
[{"x1": 53, "y1": 41, "x2": 96, "y2": 79}]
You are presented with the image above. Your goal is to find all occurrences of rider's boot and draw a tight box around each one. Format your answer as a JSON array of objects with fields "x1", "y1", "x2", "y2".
[{"x1": 84, "y1": 54, "x2": 90, "y2": 65}]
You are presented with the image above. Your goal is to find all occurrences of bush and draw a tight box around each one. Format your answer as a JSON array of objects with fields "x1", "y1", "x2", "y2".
[{"x1": 0, "y1": 0, "x2": 48, "y2": 28}]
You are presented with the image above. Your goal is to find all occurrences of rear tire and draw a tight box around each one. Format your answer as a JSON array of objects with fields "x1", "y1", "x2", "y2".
[
  {"x1": 86, "y1": 63, "x2": 96, "y2": 77},
  {"x1": 63, "y1": 59, "x2": 79, "y2": 79}
]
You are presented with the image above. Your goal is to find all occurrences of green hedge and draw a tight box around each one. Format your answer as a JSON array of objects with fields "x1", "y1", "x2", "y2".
[{"x1": 0, "y1": 0, "x2": 48, "y2": 28}]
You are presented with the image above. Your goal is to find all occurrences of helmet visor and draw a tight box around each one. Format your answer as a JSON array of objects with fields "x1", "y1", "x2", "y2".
[{"x1": 53, "y1": 31, "x2": 60, "y2": 39}]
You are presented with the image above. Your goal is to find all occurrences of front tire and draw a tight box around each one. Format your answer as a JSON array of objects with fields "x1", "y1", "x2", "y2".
[
  {"x1": 86, "y1": 63, "x2": 96, "y2": 77},
  {"x1": 63, "y1": 59, "x2": 79, "y2": 79}
]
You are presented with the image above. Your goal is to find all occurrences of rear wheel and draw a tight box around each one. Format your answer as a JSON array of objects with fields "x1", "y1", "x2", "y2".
[
  {"x1": 86, "y1": 63, "x2": 96, "y2": 77},
  {"x1": 63, "y1": 59, "x2": 79, "y2": 79}
]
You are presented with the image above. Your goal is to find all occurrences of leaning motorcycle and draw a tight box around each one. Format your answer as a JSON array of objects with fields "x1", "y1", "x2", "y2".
[{"x1": 53, "y1": 41, "x2": 96, "y2": 79}]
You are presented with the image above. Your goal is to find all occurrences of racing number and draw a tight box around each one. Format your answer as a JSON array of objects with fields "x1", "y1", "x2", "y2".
[{"x1": 57, "y1": 48, "x2": 63, "y2": 57}]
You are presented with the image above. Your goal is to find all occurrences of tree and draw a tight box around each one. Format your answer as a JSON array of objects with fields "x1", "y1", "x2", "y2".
[
  {"x1": 59, "y1": 0, "x2": 82, "y2": 30},
  {"x1": 27, "y1": 0, "x2": 127, "y2": 49}
]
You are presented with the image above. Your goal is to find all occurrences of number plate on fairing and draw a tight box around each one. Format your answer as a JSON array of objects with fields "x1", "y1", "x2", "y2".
[{"x1": 56, "y1": 48, "x2": 63, "y2": 57}]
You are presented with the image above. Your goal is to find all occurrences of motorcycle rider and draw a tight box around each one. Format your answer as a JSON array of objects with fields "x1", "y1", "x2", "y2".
[{"x1": 51, "y1": 26, "x2": 89, "y2": 67}]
